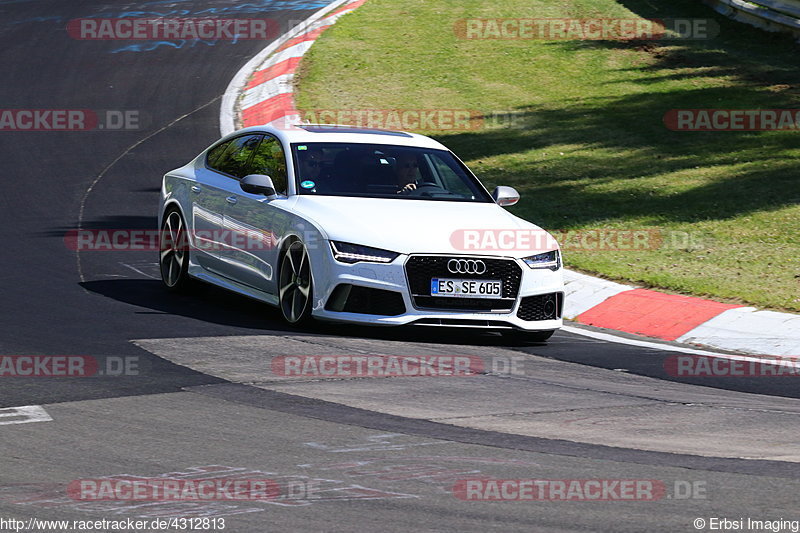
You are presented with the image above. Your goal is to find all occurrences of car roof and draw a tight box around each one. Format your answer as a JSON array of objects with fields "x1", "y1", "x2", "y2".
[{"x1": 224, "y1": 123, "x2": 450, "y2": 151}]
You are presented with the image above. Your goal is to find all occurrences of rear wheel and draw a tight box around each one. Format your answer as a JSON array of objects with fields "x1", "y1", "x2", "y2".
[
  {"x1": 279, "y1": 240, "x2": 313, "y2": 325},
  {"x1": 159, "y1": 209, "x2": 190, "y2": 291}
]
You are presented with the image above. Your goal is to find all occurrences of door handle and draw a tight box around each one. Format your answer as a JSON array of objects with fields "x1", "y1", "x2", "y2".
[
  {"x1": 226, "y1": 196, "x2": 238, "y2": 205},
  {"x1": 191, "y1": 186, "x2": 201, "y2": 193}
]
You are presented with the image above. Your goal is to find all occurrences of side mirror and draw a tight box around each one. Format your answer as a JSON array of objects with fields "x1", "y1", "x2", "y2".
[
  {"x1": 492, "y1": 186, "x2": 520, "y2": 207},
  {"x1": 241, "y1": 174, "x2": 276, "y2": 198}
]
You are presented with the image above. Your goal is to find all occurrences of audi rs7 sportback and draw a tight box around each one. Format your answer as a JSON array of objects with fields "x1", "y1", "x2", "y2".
[{"x1": 159, "y1": 124, "x2": 564, "y2": 340}]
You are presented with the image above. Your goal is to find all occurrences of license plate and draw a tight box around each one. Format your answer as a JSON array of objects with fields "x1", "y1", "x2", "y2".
[{"x1": 431, "y1": 278, "x2": 502, "y2": 299}]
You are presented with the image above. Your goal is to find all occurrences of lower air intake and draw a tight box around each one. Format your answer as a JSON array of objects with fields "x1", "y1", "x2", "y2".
[
  {"x1": 325, "y1": 284, "x2": 406, "y2": 316},
  {"x1": 516, "y1": 292, "x2": 563, "y2": 321}
]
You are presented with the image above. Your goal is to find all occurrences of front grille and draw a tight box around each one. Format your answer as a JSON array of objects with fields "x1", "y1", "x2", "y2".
[
  {"x1": 517, "y1": 292, "x2": 563, "y2": 321},
  {"x1": 405, "y1": 255, "x2": 522, "y2": 311},
  {"x1": 325, "y1": 284, "x2": 406, "y2": 316}
]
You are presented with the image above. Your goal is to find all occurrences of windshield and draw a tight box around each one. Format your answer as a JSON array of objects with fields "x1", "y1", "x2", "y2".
[{"x1": 291, "y1": 143, "x2": 493, "y2": 202}]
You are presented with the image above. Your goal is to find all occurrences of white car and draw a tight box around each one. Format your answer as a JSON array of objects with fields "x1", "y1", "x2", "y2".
[{"x1": 159, "y1": 124, "x2": 564, "y2": 341}]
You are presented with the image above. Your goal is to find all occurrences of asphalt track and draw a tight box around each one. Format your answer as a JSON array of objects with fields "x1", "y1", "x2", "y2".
[{"x1": 0, "y1": 1, "x2": 798, "y2": 531}]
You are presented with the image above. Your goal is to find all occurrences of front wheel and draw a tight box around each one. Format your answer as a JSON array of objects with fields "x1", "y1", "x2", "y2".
[{"x1": 279, "y1": 240, "x2": 313, "y2": 325}]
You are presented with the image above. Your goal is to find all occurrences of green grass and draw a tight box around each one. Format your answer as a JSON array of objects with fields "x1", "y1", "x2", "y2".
[{"x1": 295, "y1": 0, "x2": 800, "y2": 312}]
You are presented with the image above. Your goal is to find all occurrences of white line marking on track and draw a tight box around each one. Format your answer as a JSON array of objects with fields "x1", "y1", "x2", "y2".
[
  {"x1": 561, "y1": 325, "x2": 724, "y2": 355},
  {"x1": 119, "y1": 261, "x2": 159, "y2": 280},
  {"x1": 76, "y1": 98, "x2": 221, "y2": 285},
  {"x1": 0, "y1": 405, "x2": 52, "y2": 426},
  {"x1": 562, "y1": 325, "x2": 799, "y2": 366}
]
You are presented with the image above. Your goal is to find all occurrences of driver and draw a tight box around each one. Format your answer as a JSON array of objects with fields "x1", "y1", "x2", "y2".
[{"x1": 394, "y1": 153, "x2": 419, "y2": 194}]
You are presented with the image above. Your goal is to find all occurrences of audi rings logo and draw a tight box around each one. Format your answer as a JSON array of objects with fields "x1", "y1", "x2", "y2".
[{"x1": 447, "y1": 259, "x2": 487, "y2": 275}]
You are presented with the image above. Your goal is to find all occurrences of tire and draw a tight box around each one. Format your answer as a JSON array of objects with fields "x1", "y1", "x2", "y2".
[
  {"x1": 278, "y1": 240, "x2": 314, "y2": 325},
  {"x1": 159, "y1": 208, "x2": 191, "y2": 292}
]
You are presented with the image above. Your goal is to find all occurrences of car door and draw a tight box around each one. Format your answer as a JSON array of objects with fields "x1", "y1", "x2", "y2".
[
  {"x1": 194, "y1": 133, "x2": 262, "y2": 279},
  {"x1": 221, "y1": 133, "x2": 292, "y2": 295}
]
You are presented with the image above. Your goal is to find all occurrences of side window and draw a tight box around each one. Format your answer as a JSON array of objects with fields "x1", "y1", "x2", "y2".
[
  {"x1": 206, "y1": 141, "x2": 230, "y2": 167},
  {"x1": 212, "y1": 135, "x2": 262, "y2": 178},
  {"x1": 248, "y1": 135, "x2": 288, "y2": 194}
]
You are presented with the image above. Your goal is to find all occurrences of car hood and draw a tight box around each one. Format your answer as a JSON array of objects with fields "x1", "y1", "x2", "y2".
[{"x1": 290, "y1": 196, "x2": 556, "y2": 257}]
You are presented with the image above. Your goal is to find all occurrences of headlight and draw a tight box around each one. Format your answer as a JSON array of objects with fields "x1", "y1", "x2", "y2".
[
  {"x1": 330, "y1": 241, "x2": 399, "y2": 264},
  {"x1": 522, "y1": 250, "x2": 560, "y2": 271}
]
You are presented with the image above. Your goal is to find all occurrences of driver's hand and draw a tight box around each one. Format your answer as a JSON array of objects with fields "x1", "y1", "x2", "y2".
[{"x1": 397, "y1": 183, "x2": 417, "y2": 194}]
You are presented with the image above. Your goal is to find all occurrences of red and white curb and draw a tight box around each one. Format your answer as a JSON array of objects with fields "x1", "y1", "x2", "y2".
[
  {"x1": 220, "y1": 0, "x2": 800, "y2": 357},
  {"x1": 564, "y1": 271, "x2": 800, "y2": 356},
  {"x1": 220, "y1": 0, "x2": 366, "y2": 136}
]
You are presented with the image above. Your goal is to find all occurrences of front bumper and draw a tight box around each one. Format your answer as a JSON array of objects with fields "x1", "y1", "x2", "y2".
[{"x1": 310, "y1": 252, "x2": 564, "y2": 331}]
